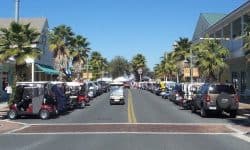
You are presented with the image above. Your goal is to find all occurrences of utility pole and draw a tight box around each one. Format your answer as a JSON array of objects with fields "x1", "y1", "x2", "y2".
[
  {"x1": 15, "y1": 0, "x2": 20, "y2": 23},
  {"x1": 190, "y1": 48, "x2": 193, "y2": 84},
  {"x1": 86, "y1": 58, "x2": 89, "y2": 80}
]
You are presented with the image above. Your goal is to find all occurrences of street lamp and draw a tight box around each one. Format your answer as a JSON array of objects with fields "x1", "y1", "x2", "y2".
[
  {"x1": 137, "y1": 68, "x2": 143, "y2": 82},
  {"x1": 25, "y1": 57, "x2": 35, "y2": 82},
  {"x1": 190, "y1": 48, "x2": 193, "y2": 84}
]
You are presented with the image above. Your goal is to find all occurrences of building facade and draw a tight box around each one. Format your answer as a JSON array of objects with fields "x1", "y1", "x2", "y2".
[
  {"x1": 0, "y1": 18, "x2": 58, "y2": 90},
  {"x1": 192, "y1": 1, "x2": 250, "y2": 94}
]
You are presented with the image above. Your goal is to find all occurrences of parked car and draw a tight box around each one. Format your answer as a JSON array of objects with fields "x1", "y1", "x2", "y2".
[
  {"x1": 161, "y1": 88, "x2": 171, "y2": 99},
  {"x1": 191, "y1": 83, "x2": 239, "y2": 118},
  {"x1": 169, "y1": 84, "x2": 184, "y2": 105},
  {"x1": 154, "y1": 86, "x2": 162, "y2": 96},
  {"x1": 8, "y1": 82, "x2": 58, "y2": 120},
  {"x1": 86, "y1": 81, "x2": 98, "y2": 98},
  {"x1": 97, "y1": 81, "x2": 110, "y2": 92},
  {"x1": 181, "y1": 82, "x2": 204, "y2": 109}
]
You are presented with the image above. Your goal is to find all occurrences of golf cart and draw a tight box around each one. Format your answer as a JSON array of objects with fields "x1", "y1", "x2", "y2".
[
  {"x1": 65, "y1": 82, "x2": 88, "y2": 109},
  {"x1": 8, "y1": 82, "x2": 58, "y2": 120}
]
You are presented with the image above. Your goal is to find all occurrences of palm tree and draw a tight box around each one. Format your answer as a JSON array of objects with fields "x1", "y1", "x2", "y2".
[
  {"x1": 173, "y1": 37, "x2": 192, "y2": 61},
  {"x1": 0, "y1": 21, "x2": 41, "y2": 102},
  {"x1": 49, "y1": 25, "x2": 74, "y2": 80},
  {"x1": 0, "y1": 22, "x2": 41, "y2": 80},
  {"x1": 193, "y1": 38, "x2": 229, "y2": 81},
  {"x1": 172, "y1": 38, "x2": 192, "y2": 82},
  {"x1": 164, "y1": 52, "x2": 178, "y2": 81},
  {"x1": 70, "y1": 35, "x2": 91, "y2": 79},
  {"x1": 89, "y1": 51, "x2": 106, "y2": 80},
  {"x1": 131, "y1": 53, "x2": 146, "y2": 81}
]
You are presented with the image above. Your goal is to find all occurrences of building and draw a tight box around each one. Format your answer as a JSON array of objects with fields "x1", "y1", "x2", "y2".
[
  {"x1": 192, "y1": 1, "x2": 250, "y2": 94},
  {"x1": 0, "y1": 18, "x2": 58, "y2": 90}
]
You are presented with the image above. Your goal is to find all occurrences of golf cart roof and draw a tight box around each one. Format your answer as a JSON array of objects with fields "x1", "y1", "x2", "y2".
[
  {"x1": 65, "y1": 82, "x2": 82, "y2": 86},
  {"x1": 110, "y1": 82, "x2": 123, "y2": 86},
  {"x1": 16, "y1": 81, "x2": 49, "y2": 87}
]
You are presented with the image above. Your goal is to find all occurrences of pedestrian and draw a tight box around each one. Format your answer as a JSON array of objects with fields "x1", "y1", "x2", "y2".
[{"x1": 5, "y1": 82, "x2": 12, "y2": 101}]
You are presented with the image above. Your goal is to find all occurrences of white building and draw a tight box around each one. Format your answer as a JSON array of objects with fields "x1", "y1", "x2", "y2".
[
  {"x1": 192, "y1": 1, "x2": 250, "y2": 94},
  {"x1": 0, "y1": 18, "x2": 58, "y2": 89}
]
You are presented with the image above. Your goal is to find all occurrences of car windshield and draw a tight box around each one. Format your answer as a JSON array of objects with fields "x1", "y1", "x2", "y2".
[{"x1": 210, "y1": 85, "x2": 236, "y2": 94}]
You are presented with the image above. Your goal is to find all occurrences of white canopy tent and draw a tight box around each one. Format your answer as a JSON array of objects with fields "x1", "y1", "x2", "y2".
[
  {"x1": 96, "y1": 77, "x2": 113, "y2": 82},
  {"x1": 113, "y1": 76, "x2": 130, "y2": 82}
]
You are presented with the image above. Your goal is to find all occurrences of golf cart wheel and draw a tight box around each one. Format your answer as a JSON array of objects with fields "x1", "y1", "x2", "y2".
[
  {"x1": 39, "y1": 109, "x2": 50, "y2": 120},
  {"x1": 229, "y1": 110, "x2": 237, "y2": 118},
  {"x1": 121, "y1": 100, "x2": 125, "y2": 105},
  {"x1": 80, "y1": 102, "x2": 85, "y2": 109},
  {"x1": 191, "y1": 105, "x2": 196, "y2": 113},
  {"x1": 8, "y1": 110, "x2": 17, "y2": 120}
]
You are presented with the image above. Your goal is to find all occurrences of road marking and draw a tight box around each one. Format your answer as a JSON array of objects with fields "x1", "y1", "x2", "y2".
[
  {"x1": 128, "y1": 90, "x2": 137, "y2": 123},
  {"x1": 7, "y1": 132, "x2": 234, "y2": 135},
  {"x1": 232, "y1": 134, "x2": 250, "y2": 143},
  {"x1": 226, "y1": 125, "x2": 250, "y2": 143},
  {"x1": 27, "y1": 123, "x2": 229, "y2": 126},
  {"x1": 4, "y1": 124, "x2": 31, "y2": 134}
]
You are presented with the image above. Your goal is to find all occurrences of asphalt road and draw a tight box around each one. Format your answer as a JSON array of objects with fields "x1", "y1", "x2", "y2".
[
  {"x1": 0, "y1": 89, "x2": 249, "y2": 149},
  {"x1": 12, "y1": 89, "x2": 245, "y2": 124}
]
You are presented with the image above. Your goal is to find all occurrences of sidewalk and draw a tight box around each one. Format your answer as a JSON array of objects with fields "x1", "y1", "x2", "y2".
[
  {"x1": 0, "y1": 102, "x2": 8, "y2": 119},
  {"x1": 238, "y1": 97, "x2": 250, "y2": 116}
]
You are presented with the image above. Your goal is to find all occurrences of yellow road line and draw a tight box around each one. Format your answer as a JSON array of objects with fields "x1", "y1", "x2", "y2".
[{"x1": 128, "y1": 90, "x2": 137, "y2": 123}]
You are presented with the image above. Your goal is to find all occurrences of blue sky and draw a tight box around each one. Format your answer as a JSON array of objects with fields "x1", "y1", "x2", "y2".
[{"x1": 0, "y1": 0, "x2": 247, "y2": 70}]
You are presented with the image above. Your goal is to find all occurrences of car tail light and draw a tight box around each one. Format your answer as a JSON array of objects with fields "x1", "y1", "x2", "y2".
[
  {"x1": 205, "y1": 95, "x2": 211, "y2": 102},
  {"x1": 78, "y1": 96, "x2": 85, "y2": 101}
]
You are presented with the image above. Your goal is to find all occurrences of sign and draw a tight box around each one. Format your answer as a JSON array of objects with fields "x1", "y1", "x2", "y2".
[
  {"x1": 183, "y1": 68, "x2": 199, "y2": 77},
  {"x1": 137, "y1": 68, "x2": 143, "y2": 75},
  {"x1": 82, "y1": 72, "x2": 93, "y2": 79}
]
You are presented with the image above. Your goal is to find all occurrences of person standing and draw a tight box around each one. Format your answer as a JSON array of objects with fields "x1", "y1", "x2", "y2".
[{"x1": 5, "y1": 83, "x2": 12, "y2": 101}]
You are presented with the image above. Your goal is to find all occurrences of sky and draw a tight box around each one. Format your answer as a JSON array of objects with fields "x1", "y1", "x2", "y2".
[{"x1": 0, "y1": 0, "x2": 247, "y2": 70}]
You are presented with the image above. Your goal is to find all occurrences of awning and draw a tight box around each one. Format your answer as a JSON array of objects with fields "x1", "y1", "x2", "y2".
[{"x1": 35, "y1": 64, "x2": 59, "y2": 75}]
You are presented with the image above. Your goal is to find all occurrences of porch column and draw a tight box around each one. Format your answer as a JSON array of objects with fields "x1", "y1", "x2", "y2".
[
  {"x1": 230, "y1": 22, "x2": 233, "y2": 39},
  {"x1": 241, "y1": 15, "x2": 244, "y2": 36}
]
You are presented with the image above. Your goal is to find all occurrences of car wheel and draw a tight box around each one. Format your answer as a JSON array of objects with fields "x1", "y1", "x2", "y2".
[
  {"x1": 229, "y1": 110, "x2": 237, "y2": 118},
  {"x1": 39, "y1": 109, "x2": 50, "y2": 120},
  {"x1": 8, "y1": 110, "x2": 17, "y2": 120},
  {"x1": 80, "y1": 102, "x2": 85, "y2": 109},
  {"x1": 217, "y1": 110, "x2": 223, "y2": 117},
  {"x1": 200, "y1": 106, "x2": 208, "y2": 117},
  {"x1": 110, "y1": 101, "x2": 113, "y2": 105}
]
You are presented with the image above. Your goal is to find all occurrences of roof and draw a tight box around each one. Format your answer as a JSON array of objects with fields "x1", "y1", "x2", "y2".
[
  {"x1": 201, "y1": 13, "x2": 227, "y2": 26},
  {"x1": 192, "y1": 13, "x2": 226, "y2": 41},
  {"x1": 0, "y1": 18, "x2": 47, "y2": 33}
]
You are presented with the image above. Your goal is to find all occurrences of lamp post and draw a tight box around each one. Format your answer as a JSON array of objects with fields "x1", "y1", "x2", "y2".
[
  {"x1": 137, "y1": 68, "x2": 143, "y2": 82},
  {"x1": 25, "y1": 57, "x2": 34, "y2": 82},
  {"x1": 190, "y1": 48, "x2": 193, "y2": 84},
  {"x1": 15, "y1": 0, "x2": 20, "y2": 23}
]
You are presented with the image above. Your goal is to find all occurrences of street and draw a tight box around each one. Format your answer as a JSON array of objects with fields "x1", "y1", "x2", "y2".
[{"x1": 0, "y1": 89, "x2": 249, "y2": 150}]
